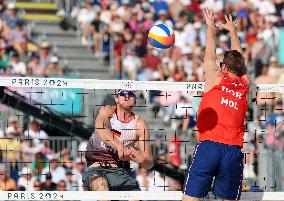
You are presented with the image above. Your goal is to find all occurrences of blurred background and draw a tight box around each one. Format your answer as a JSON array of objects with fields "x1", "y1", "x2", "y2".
[{"x1": 0, "y1": 0, "x2": 283, "y2": 194}]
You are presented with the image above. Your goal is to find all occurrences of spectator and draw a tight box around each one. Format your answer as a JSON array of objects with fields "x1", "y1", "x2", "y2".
[
  {"x1": 60, "y1": 149, "x2": 73, "y2": 172},
  {"x1": 141, "y1": 49, "x2": 162, "y2": 80},
  {"x1": 41, "y1": 155, "x2": 66, "y2": 184},
  {"x1": 56, "y1": 180, "x2": 67, "y2": 191},
  {"x1": 77, "y1": 140, "x2": 87, "y2": 158},
  {"x1": 9, "y1": 51, "x2": 27, "y2": 75},
  {"x1": 8, "y1": 20, "x2": 27, "y2": 47},
  {"x1": 0, "y1": 127, "x2": 21, "y2": 162},
  {"x1": 0, "y1": 42, "x2": 11, "y2": 74},
  {"x1": 77, "y1": 1, "x2": 96, "y2": 45},
  {"x1": 113, "y1": 33, "x2": 124, "y2": 78},
  {"x1": 45, "y1": 56, "x2": 64, "y2": 77},
  {"x1": 24, "y1": 120, "x2": 49, "y2": 149},
  {"x1": 21, "y1": 139, "x2": 37, "y2": 164},
  {"x1": 267, "y1": 56, "x2": 282, "y2": 80},
  {"x1": 17, "y1": 39, "x2": 35, "y2": 64},
  {"x1": 7, "y1": 116, "x2": 22, "y2": 135},
  {"x1": 116, "y1": 0, "x2": 132, "y2": 22},
  {"x1": 152, "y1": 0, "x2": 169, "y2": 16},
  {"x1": 154, "y1": 9, "x2": 173, "y2": 28},
  {"x1": 168, "y1": 135, "x2": 181, "y2": 167},
  {"x1": 255, "y1": 66, "x2": 277, "y2": 116},
  {"x1": 1, "y1": 2, "x2": 19, "y2": 30},
  {"x1": 31, "y1": 152, "x2": 48, "y2": 180},
  {"x1": 0, "y1": 164, "x2": 16, "y2": 190},
  {"x1": 173, "y1": 96, "x2": 195, "y2": 132},
  {"x1": 122, "y1": 47, "x2": 141, "y2": 80},
  {"x1": 17, "y1": 167, "x2": 36, "y2": 191},
  {"x1": 41, "y1": 173, "x2": 56, "y2": 191},
  {"x1": 109, "y1": 14, "x2": 125, "y2": 34},
  {"x1": 200, "y1": 0, "x2": 223, "y2": 13},
  {"x1": 27, "y1": 52, "x2": 45, "y2": 76},
  {"x1": 91, "y1": 12, "x2": 104, "y2": 56},
  {"x1": 264, "y1": 100, "x2": 284, "y2": 149},
  {"x1": 65, "y1": 169, "x2": 78, "y2": 191},
  {"x1": 39, "y1": 41, "x2": 52, "y2": 68},
  {"x1": 33, "y1": 179, "x2": 42, "y2": 191}
]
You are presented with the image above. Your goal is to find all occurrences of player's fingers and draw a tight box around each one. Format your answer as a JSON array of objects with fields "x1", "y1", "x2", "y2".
[
  {"x1": 210, "y1": 9, "x2": 214, "y2": 17},
  {"x1": 224, "y1": 15, "x2": 229, "y2": 23},
  {"x1": 229, "y1": 14, "x2": 233, "y2": 22},
  {"x1": 216, "y1": 22, "x2": 224, "y2": 29},
  {"x1": 203, "y1": 8, "x2": 209, "y2": 18},
  {"x1": 233, "y1": 20, "x2": 238, "y2": 25}
]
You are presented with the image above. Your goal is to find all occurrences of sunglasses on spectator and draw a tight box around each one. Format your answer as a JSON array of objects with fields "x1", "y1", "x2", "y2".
[{"x1": 118, "y1": 90, "x2": 136, "y2": 98}]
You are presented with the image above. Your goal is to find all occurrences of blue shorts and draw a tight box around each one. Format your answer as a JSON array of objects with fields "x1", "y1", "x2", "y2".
[{"x1": 183, "y1": 140, "x2": 244, "y2": 200}]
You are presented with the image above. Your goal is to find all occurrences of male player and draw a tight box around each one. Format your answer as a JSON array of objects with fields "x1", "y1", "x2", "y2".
[
  {"x1": 82, "y1": 89, "x2": 154, "y2": 192},
  {"x1": 182, "y1": 8, "x2": 250, "y2": 201}
]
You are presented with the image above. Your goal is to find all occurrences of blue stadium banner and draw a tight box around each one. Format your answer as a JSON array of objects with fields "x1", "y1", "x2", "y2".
[
  {"x1": 18, "y1": 76, "x2": 83, "y2": 114},
  {"x1": 278, "y1": 28, "x2": 284, "y2": 65},
  {"x1": 39, "y1": 87, "x2": 82, "y2": 114}
]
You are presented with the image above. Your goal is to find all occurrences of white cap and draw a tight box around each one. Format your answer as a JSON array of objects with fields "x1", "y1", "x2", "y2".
[
  {"x1": 216, "y1": 48, "x2": 224, "y2": 55},
  {"x1": 47, "y1": 154, "x2": 58, "y2": 161},
  {"x1": 50, "y1": 56, "x2": 59, "y2": 63},
  {"x1": 270, "y1": 56, "x2": 277, "y2": 62},
  {"x1": 193, "y1": 22, "x2": 202, "y2": 29},
  {"x1": 7, "y1": 2, "x2": 15, "y2": 9},
  {"x1": 152, "y1": 71, "x2": 160, "y2": 80},
  {"x1": 181, "y1": 47, "x2": 192, "y2": 55},
  {"x1": 6, "y1": 126, "x2": 16, "y2": 134},
  {"x1": 21, "y1": 167, "x2": 31, "y2": 175},
  {"x1": 219, "y1": 35, "x2": 228, "y2": 42}
]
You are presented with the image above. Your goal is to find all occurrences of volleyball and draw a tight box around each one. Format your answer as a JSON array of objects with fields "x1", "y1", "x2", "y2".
[{"x1": 147, "y1": 24, "x2": 175, "y2": 50}]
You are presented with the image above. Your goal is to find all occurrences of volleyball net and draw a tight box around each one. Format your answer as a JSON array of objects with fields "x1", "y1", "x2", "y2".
[{"x1": 0, "y1": 77, "x2": 283, "y2": 200}]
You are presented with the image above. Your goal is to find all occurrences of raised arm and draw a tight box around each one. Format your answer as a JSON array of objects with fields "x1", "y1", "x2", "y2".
[
  {"x1": 217, "y1": 15, "x2": 243, "y2": 55},
  {"x1": 217, "y1": 14, "x2": 250, "y2": 82},
  {"x1": 203, "y1": 8, "x2": 218, "y2": 77}
]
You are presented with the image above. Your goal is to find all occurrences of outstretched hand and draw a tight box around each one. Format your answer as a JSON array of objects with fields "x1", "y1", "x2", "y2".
[
  {"x1": 216, "y1": 14, "x2": 237, "y2": 33},
  {"x1": 203, "y1": 8, "x2": 215, "y2": 28}
]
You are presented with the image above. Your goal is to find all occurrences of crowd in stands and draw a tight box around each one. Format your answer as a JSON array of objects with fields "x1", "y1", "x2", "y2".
[
  {"x1": 71, "y1": 0, "x2": 284, "y2": 191},
  {"x1": 0, "y1": 0, "x2": 284, "y2": 192},
  {"x1": 0, "y1": 2, "x2": 64, "y2": 77},
  {"x1": 0, "y1": 116, "x2": 87, "y2": 191}
]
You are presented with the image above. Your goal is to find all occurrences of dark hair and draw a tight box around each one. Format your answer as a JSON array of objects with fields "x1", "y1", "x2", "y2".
[{"x1": 223, "y1": 50, "x2": 246, "y2": 77}]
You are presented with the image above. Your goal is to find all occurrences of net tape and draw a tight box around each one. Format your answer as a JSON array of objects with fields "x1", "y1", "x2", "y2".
[
  {"x1": 2, "y1": 191, "x2": 284, "y2": 200},
  {"x1": 0, "y1": 77, "x2": 281, "y2": 92}
]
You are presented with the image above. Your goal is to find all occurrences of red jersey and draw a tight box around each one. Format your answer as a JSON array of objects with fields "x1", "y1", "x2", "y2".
[{"x1": 197, "y1": 73, "x2": 249, "y2": 147}]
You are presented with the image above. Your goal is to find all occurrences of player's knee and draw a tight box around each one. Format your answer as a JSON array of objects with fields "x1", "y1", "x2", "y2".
[{"x1": 90, "y1": 176, "x2": 109, "y2": 191}]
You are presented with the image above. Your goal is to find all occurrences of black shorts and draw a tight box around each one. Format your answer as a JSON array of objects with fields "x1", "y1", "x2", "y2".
[{"x1": 82, "y1": 166, "x2": 141, "y2": 191}]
